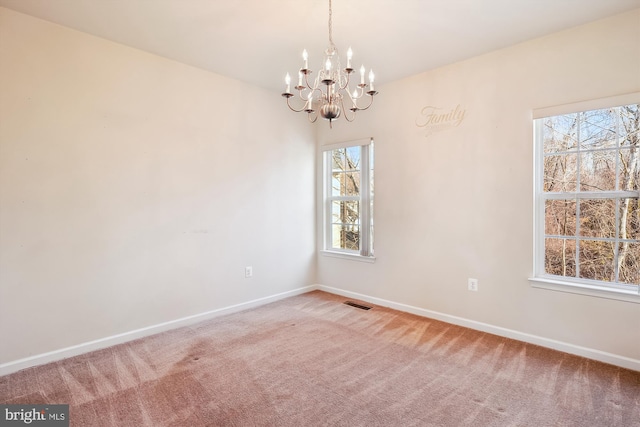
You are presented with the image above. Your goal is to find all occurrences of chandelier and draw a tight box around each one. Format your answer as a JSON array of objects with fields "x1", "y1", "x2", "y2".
[{"x1": 281, "y1": 0, "x2": 378, "y2": 127}]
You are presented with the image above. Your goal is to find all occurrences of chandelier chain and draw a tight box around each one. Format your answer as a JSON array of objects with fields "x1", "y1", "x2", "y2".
[{"x1": 328, "y1": 0, "x2": 334, "y2": 48}]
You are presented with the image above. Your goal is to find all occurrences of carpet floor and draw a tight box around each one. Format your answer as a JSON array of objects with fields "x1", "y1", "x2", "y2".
[{"x1": 1, "y1": 290, "x2": 639, "y2": 426}]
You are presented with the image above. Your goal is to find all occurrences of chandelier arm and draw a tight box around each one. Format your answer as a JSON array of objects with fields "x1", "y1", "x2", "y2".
[
  {"x1": 305, "y1": 87, "x2": 325, "y2": 113},
  {"x1": 356, "y1": 94, "x2": 376, "y2": 111},
  {"x1": 349, "y1": 85, "x2": 365, "y2": 100},
  {"x1": 341, "y1": 97, "x2": 356, "y2": 122},
  {"x1": 303, "y1": 71, "x2": 316, "y2": 90},
  {"x1": 338, "y1": 72, "x2": 351, "y2": 92},
  {"x1": 297, "y1": 88, "x2": 309, "y2": 101},
  {"x1": 286, "y1": 96, "x2": 311, "y2": 113},
  {"x1": 307, "y1": 111, "x2": 318, "y2": 123},
  {"x1": 344, "y1": 110, "x2": 356, "y2": 122},
  {"x1": 344, "y1": 87, "x2": 359, "y2": 111}
]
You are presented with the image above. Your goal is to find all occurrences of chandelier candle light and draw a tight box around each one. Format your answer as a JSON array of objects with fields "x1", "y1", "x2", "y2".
[{"x1": 281, "y1": 0, "x2": 378, "y2": 127}]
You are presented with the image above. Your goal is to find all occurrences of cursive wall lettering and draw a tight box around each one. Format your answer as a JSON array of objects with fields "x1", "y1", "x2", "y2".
[{"x1": 416, "y1": 104, "x2": 466, "y2": 136}]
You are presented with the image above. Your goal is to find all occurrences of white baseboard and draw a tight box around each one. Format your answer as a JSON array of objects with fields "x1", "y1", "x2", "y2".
[
  {"x1": 317, "y1": 285, "x2": 640, "y2": 372},
  {"x1": 0, "y1": 285, "x2": 316, "y2": 376},
  {"x1": 3, "y1": 284, "x2": 637, "y2": 376}
]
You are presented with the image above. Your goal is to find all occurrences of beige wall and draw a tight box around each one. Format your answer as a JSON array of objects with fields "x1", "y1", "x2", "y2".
[
  {"x1": 317, "y1": 10, "x2": 640, "y2": 361},
  {"x1": 0, "y1": 7, "x2": 316, "y2": 364}
]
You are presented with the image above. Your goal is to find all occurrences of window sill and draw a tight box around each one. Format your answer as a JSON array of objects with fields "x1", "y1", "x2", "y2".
[
  {"x1": 528, "y1": 277, "x2": 640, "y2": 304},
  {"x1": 320, "y1": 250, "x2": 376, "y2": 263}
]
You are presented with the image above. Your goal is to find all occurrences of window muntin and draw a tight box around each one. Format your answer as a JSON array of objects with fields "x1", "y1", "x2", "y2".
[
  {"x1": 323, "y1": 139, "x2": 373, "y2": 257},
  {"x1": 535, "y1": 103, "x2": 640, "y2": 292}
]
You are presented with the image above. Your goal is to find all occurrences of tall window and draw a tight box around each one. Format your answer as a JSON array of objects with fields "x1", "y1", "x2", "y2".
[
  {"x1": 534, "y1": 102, "x2": 639, "y2": 294},
  {"x1": 323, "y1": 139, "x2": 374, "y2": 258}
]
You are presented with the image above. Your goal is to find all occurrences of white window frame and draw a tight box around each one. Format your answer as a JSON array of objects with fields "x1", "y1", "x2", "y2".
[
  {"x1": 530, "y1": 93, "x2": 640, "y2": 303},
  {"x1": 321, "y1": 138, "x2": 375, "y2": 262}
]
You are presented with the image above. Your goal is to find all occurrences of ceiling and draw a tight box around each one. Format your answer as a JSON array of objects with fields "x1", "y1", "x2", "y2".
[{"x1": 1, "y1": 0, "x2": 639, "y2": 92}]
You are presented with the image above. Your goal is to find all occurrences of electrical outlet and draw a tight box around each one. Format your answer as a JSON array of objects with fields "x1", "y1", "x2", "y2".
[
  {"x1": 245, "y1": 266, "x2": 253, "y2": 278},
  {"x1": 468, "y1": 278, "x2": 478, "y2": 291}
]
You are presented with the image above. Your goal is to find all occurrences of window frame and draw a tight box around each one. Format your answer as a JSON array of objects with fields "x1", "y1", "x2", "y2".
[
  {"x1": 321, "y1": 138, "x2": 375, "y2": 261},
  {"x1": 531, "y1": 93, "x2": 640, "y2": 303}
]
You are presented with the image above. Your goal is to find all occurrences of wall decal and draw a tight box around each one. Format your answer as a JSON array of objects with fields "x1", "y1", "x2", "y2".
[{"x1": 416, "y1": 104, "x2": 466, "y2": 137}]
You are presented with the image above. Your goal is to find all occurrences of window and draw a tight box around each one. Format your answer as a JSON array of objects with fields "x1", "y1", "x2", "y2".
[
  {"x1": 322, "y1": 139, "x2": 374, "y2": 259},
  {"x1": 533, "y1": 100, "x2": 639, "y2": 297}
]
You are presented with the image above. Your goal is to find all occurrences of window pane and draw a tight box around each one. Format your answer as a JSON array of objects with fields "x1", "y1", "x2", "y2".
[
  {"x1": 620, "y1": 198, "x2": 640, "y2": 240},
  {"x1": 545, "y1": 200, "x2": 576, "y2": 236},
  {"x1": 344, "y1": 171, "x2": 360, "y2": 196},
  {"x1": 331, "y1": 201, "x2": 359, "y2": 224},
  {"x1": 331, "y1": 172, "x2": 344, "y2": 196},
  {"x1": 545, "y1": 238, "x2": 576, "y2": 277},
  {"x1": 578, "y1": 240, "x2": 615, "y2": 282},
  {"x1": 345, "y1": 146, "x2": 360, "y2": 171},
  {"x1": 579, "y1": 150, "x2": 616, "y2": 192},
  {"x1": 579, "y1": 199, "x2": 616, "y2": 238},
  {"x1": 579, "y1": 109, "x2": 617, "y2": 151},
  {"x1": 618, "y1": 147, "x2": 640, "y2": 192},
  {"x1": 543, "y1": 114, "x2": 578, "y2": 153},
  {"x1": 332, "y1": 148, "x2": 345, "y2": 171},
  {"x1": 618, "y1": 242, "x2": 640, "y2": 285},
  {"x1": 331, "y1": 171, "x2": 360, "y2": 197},
  {"x1": 370, "y1": 199, "x2": 374, "y2": 253},
  {"x1": 332, "y1": 224, "x2": 359, "y2": 250},
  {"x1": 369, "y1": 144, "x2": 374, "y2": 194},
  {"x1": 543, "y1": 154, "x2": 577, "y2": 192},
  {"x1": 619, "y1": 104, "x2": 639, "y2": 148}
]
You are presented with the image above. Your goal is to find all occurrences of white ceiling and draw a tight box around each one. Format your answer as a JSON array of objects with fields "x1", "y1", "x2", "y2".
[{"x1": 1, "y1": 0, "x2": 639, "y2": 92}]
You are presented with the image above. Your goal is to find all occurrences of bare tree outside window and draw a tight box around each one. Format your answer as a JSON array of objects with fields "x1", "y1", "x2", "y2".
[{"x1": 541, "y1": 104, "x2": 639, "y2": 287}]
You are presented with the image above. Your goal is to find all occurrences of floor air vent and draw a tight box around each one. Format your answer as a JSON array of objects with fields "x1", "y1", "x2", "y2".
[{"x1": 344, "y1": 301, "x2": 372, "y2": 310}]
